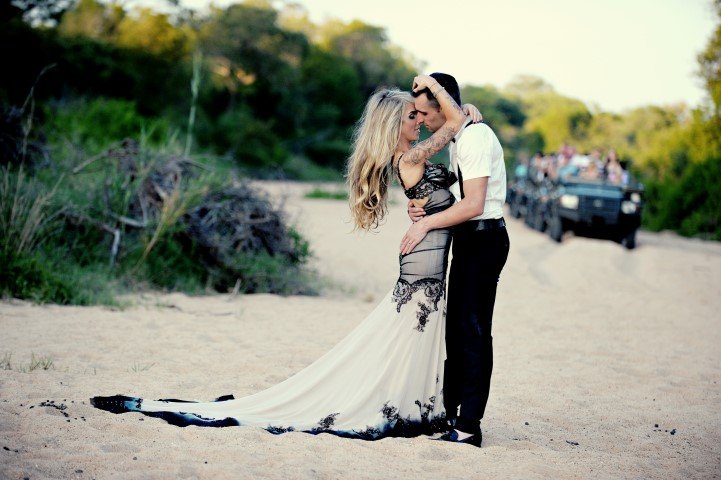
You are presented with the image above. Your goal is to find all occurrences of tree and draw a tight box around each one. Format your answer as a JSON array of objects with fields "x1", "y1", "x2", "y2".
[
  {"x1": 297, "y1": 47, "x2": 361, "y2": 166},
  {"x1": 115, "y1": 8, "x2": 193, "y2": 61},
  {"x1": 522, "y1": 92, "x2": 592, "y2": 152},
  {"x1": 199, "y1": 2, "x2": 308, "y2": 130},
  {"x1": 461, "y1": 84, "x2": 529, "y2": 163},
  {"x1": 57, "y1": 0, "x2": 124, "y2": 41},
  {"x1": 698, "y1": 0, "x2": 721, "y2": 117},
  {"x1": 321, "y1": 20, "x2": 415, "y2": 96},
  {"x1": 461, "y1": 85, "x2": 525, "y2": 128},
  {"x1": 277, "y1": 2, "x2": 317, "y2": 41}
]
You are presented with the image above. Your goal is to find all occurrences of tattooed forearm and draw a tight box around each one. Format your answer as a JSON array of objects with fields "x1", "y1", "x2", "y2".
[
  {"x1": 400, "y1": 76, "x2": 465, "y2": 167},
  {"x1": 435, "y1": 88, "x2": 464, "y2": 117},
  {"x1": 402, "y1": 125, "x2": 458, "y2": 166}
]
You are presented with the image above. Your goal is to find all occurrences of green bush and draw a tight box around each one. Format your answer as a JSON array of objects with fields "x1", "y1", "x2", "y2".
[
  {"x1": 1, "y1": 252, "x2": 72, "y2": 303},
  {"x1": 0, "y1": 164, "x2": 122, "y2": 304},
  {"x1": 280, "y1": 155, "x2": 344, "y2": 182},
  {"x1": 0, "y1": 251, "x2": 118, "y2": 305},
  {"x1": 44, "y1": 97, "x2": 170, "y2": 152},
  {"x1": 214, "y1": 251, "x2": 316, "y2": 295},
  {"x1": 642, "y1": 155, "x2": 721, "y2": 241},
  {"x1": 305, "y1": 138, "x2": 350, "y2": 168},
  {"x1": 125, "y1": 230, "x2": 207, "y2": 293},
  {"x1": 304, "y1": 187, "x2": 347, "y2": 200},
  {"x1": 197, "y1": 107, "x2": 288, "y2": 167}
]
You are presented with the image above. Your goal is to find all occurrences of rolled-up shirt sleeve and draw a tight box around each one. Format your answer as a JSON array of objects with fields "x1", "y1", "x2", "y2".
[{"x1": 457, "y1": 124, "x2": 493, "y2": 179}]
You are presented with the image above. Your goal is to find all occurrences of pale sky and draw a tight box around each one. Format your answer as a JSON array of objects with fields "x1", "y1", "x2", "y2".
[{"x1": 140, "y1": 0, "x2": 717, "y2": 113}]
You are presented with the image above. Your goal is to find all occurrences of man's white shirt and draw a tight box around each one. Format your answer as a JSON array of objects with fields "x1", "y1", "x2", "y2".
[{"x1": 448, "y1": 121, "x2": 506, "y2": 221}]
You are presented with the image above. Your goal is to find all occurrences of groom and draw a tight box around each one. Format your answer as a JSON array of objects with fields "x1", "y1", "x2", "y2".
[{"x1": 401, "y1": 72, "x2": 510, "y2": 447}]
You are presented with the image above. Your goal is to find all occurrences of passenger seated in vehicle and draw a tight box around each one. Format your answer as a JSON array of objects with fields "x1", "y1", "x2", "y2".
[
  {"x1": 589, "y1": 148, "x2": 604, "y2": 169},
  {"x1": 555, "y1": 154, "x2": 579, "y2": 180},
  {"x1": 581, "y1": 160, "x2": 601, "y2": 180},
  {"x1": 605, "y1": 149, "x2": 625, "y2": 184},
  {"x1": 528, "y1": 151, "x2": 546, "y2": 184},
  {"x1": 514, "y1": 156, "x2": 529, "y2": 180}
]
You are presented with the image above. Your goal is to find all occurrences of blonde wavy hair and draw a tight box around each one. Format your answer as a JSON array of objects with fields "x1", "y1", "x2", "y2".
[{"x1": 346, "y1": 88, "x2": 413, "y2": 231}]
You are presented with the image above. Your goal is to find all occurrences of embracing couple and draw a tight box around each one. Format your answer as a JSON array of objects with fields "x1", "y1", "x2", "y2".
[{"x1": 91, "y1": 73, "x2": 510, "y2": 449}]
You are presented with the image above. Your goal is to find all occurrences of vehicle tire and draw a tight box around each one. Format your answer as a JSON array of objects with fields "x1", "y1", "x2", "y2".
[
  {"x1": 524, "y1": 205, "x2": 536, "y2": 227},
  {"x1": 533, "y1": 208, "x2": 546, "y2": 232},
  {"x1": 623, "y1": 229, "x2": 637, "y2": 250},
  {"x1": 510, "y1": 197, "x2": 521, "y2": 218},
  {"x1": 548, "y1": 213, "x2": 563, "y2": 242}
]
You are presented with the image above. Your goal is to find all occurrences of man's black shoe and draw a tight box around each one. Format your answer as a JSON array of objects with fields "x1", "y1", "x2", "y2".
[
  {"x1": 434, "y1": 429, "x2": 482, "y2": 447},
  {"x1": 444, "y1": 417, "x2": 456, "y2": 431}
]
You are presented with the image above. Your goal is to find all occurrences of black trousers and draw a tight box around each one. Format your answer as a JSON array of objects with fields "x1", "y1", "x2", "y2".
[{"x1": 444, "y1": 224, "x2": 510, "y2": 434}]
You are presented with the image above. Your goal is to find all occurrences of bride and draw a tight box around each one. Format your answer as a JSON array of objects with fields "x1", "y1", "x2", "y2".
[{"x1": 92, "y1": 75, "x2": 473, "y2": 440}]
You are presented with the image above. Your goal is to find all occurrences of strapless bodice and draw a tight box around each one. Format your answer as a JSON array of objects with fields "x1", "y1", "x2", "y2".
[
  {"x1": 395, "y1": 161, "x2": 456, "y2": 215},
  {"x1": 398, "y1": 162, "x2": 457, "y2": 200}
]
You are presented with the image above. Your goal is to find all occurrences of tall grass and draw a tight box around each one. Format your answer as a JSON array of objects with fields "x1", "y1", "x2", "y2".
[
  {"x1": 0, "y1": 165, "x2": 61, "y2": 259},
  {"x1": 184, "y1": 50, "x2": 202, "y2": 158},
  {"x1": 0, "y1": 353, "x2": 56, "y2": 372},
  {"x1": 0, "y1": 165, "x2": 74, "y2": 303},
  {"x1": 136, "y1": 179, "x2": 208, "y2": 267}
]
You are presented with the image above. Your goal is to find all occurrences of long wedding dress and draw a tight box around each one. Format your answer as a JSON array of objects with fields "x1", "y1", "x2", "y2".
[{"x1": 92, "y1": 163, "x2": 457, "y2": 440}]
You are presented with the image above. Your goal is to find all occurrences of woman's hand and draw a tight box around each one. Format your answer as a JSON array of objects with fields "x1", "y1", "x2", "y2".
[
  {"x1": 412, "y1": 75, "x2": 439, "y2": 93},
  {"x1": 462, "y1": 104, "x2": 483, "y2": 123},
  {"x1": 400, "y1": 218, "x2": 431, "y2": 255}
]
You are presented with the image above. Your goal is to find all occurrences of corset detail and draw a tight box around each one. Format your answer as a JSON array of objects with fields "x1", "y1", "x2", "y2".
[{"x1": 397, "y1": 162, "x2": 458, "y2": 200}]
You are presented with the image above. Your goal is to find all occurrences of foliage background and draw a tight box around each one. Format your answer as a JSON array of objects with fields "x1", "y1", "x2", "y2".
[{"x1": 1, "y1": 0, "x2": 720, "y2": 303}]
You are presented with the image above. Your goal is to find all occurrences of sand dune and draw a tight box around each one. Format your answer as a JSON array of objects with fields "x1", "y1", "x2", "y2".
[{"x1": 1, "y1": 181, "x2": 720, "y2": 479}]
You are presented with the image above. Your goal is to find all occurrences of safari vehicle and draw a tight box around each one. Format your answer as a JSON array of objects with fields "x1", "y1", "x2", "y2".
[
  {"x1": 544, "y1": 178, "x2": 643, "y2": 249},
  {"x1": 523, "y1": 179, "x2": 553, "y2": 232},
  {"x1": 507, "y1": 176, "x2": 532, "y2": 219}
]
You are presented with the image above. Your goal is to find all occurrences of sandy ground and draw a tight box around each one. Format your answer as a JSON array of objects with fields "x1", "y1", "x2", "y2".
[{"x1": 1, "y1": 181, "x2": 720, "y2": 479}]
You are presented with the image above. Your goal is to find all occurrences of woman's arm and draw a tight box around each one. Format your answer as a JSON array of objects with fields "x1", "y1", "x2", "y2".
[
  {"x1": 401, "y1": 75, "x2": 467, "y2": 167},
  {"x1": 462, "y1": 104, "x2": 483, "y2": 123}
]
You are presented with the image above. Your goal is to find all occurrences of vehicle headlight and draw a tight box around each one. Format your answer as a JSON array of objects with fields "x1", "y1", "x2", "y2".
[
  {"x1": 630, "y1": 192, "x2": 641, "y2": 203},
  {"x1": 621, "y1": 201, "x2": 637, "y2": 214},
  {"x1": 560, "y1": 194, "x2": 579, "y2": 209}
]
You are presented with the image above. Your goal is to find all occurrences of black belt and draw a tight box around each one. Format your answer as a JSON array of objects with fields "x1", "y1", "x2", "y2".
[{"x1": 455, "y1": 217, "x2": 506, "y2": 232}]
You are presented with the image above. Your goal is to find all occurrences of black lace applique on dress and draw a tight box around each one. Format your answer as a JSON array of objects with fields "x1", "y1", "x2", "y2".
[
  {"x1": 381, "y1": 402, "x2": 399, "y2": 421},
  {"x1": 342, "y1": 397, "x2": 447, "y2": 440},
  {"x1": 264, "y1": 395, "x2": 448, "y2": 441},
  {"x1": 415, "y1": 396, "x2": 436, "y2": 423},
  {"x1": 404, "y1": 180, "x2": 437, "y2": 200},
  {"x1": 392, "y1": 278, "x2": 444, "y2": 332},
  {"x1": 353, "y1": 426, "x2": 382, "y2": 440},
  {"x1": 366, "y1": 397, "x2": 447, "y2": 438},
  {"x1": 395, "y1": 162, "x2": 457, "y2": 200},
  {"x1": 416, "y1": 302, "x2": 432, "y2": 332},
  {"x1": 391, "y1": 278, "x2": 443, "y2": 313},
  {"x1": 311, "y1": 412, "x2": 340, "y2": 433},
  {"x1": 267, "y1": 425, "x2": 295, "y2": 434}
]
